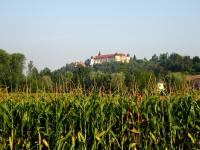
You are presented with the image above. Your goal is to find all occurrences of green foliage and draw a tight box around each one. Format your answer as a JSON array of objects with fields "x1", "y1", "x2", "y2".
[
  {"x1": 111, "y1": 72, "x2": 126, "y2": 91},
  {"x1": 0, "y1": 50, "x2": 10, "y2": 86},
  {"x1": 0, "y1": 92, "x2": 199, "y2": 149},
  {"x1": 0, "y1": 49, "x2": 25, "y2": 91},
  {"x1": 1, "y1": 49, "x2": 200, "y2": 93},
  {"x1": 166, "y1": 72, "x2": 187, "y2": 91}
]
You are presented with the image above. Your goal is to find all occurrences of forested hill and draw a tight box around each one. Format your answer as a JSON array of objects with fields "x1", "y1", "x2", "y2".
[{"x1": 1, "y1": 49, "x2": 200, "y2": 92}]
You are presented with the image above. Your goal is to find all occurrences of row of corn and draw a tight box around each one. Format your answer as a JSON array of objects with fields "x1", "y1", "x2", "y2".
[{"x1": 0, "y1": 92, "x2": 199, "y2": 149}]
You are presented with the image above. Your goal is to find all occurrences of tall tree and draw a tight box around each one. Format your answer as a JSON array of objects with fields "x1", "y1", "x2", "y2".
[
  {"x1": 9, "y1": 53, "x2": 25, "y2": 90},
  {"x1": 0, "y1": 50, "x2": 25, "y2": 90},
  {"x1": 0, "y1": 50, "x2": 10, "y2": 87}
]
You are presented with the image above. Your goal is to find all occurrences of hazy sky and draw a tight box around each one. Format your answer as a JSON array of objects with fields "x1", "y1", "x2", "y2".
[{"x1": 0, "y1": 0, "x2": 200, "y2": 70}]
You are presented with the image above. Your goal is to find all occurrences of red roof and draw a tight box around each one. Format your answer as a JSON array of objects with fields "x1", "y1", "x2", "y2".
[
  {"x1": 94, "y1": 54, "x2": 115, "y2": 59},
  {"x1": 186, "y1": 75, "x2": 200, "y2": 81},
  {"x1": 94, "y1": 53, "x2": 126, "y2": 59}
]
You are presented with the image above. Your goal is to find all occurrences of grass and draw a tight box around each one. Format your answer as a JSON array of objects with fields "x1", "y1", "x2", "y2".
[{"x1": 0, "y1": 90, "x2": 199, "y2": 149}]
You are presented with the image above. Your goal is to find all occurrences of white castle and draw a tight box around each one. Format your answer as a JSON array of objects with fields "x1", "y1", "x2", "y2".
[{"x1": 90, "y1": 52, "x2": 130, "y2": 66}]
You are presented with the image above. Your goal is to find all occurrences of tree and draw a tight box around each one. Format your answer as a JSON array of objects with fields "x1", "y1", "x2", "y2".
[
  {"x1": 40, "y1": 67, "x2": 52, "y2": 77},
  {"x1": 192, "y1": 56, "x2": 200, "y2": 73},
  {"x1": 9, "y1": 53, "x2": 26, "y2": 90},
  {"x1": 0, "y1": 50, "x2": 25, "y2": 91},
  {"x1": 65, "y1": 71, "x2": 73, "y2": 91},
  {"x1": 0, "y1": 49, "x2": 10, "y2": 87},
  {"x1": 27, "y1": 61, "x2": 34, "y2": 77},
  {"x1": 41, "y1": 75, "x2": 53, "y2": 92},
  {"x1": 168, "y1": 53, "x2": 183, "y2": 71},
  {"x1": 150, "y1": 54, "x2": 159, "y2": 63},
  {"x1": 27, "y1": 61, "x2": 40, "y2": 92},
  {"x1": 182, "y1": 56, "x2": 192, "y2": 72},
  {"x1": 166, "y1": 72, "x2": 187, "y2": 92}
]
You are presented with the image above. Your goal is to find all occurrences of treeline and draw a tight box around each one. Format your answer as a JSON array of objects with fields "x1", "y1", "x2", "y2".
[
  {"x1": 1, "y1": 49, "x2": 200, "y2": 92},
  {"x1": 0, "y1": 49, "x2": 25, "y2": 90}
]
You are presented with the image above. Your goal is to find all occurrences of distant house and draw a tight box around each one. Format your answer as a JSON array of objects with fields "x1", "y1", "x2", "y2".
[
  {"x1": 186, "y1": 75, "x2": 200, "y2": 89},
  {"x1": 73, "y1": 61, "x2": 86, "y2": 68},
  {"x1": 90, "y1": 52, "x2": 130, "y2": 66}
]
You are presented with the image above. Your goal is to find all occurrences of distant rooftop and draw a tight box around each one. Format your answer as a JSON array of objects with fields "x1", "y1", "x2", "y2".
[
  {"x1": 94, "y1": 53, "x2": 127, "y2": 59},
  {"x1": 186, "y1": 75, "x2": 200, "y2": 81}
]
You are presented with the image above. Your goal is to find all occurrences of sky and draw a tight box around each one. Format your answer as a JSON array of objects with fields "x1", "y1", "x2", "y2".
[{"x1": 0, "y1": 0, "x2": 200, "y2": 70}]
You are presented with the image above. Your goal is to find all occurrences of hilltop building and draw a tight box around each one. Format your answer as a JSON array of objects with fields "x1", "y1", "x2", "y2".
[
  {"x1": 90, "y1": 52, "x2": 130, "y2": 66},
  {"x1": 73, "y1": 61, "x2": 86, "y2": 68}
]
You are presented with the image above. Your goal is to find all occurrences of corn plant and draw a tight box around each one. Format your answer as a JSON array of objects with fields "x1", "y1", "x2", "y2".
[{"x1": 0, "y1": 90, "x2": 199, "y2": 149}]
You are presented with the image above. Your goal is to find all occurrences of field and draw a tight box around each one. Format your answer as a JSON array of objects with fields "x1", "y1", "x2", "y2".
[{"x1": 0, "y1": 90, "x2": 200, "y2": 150}]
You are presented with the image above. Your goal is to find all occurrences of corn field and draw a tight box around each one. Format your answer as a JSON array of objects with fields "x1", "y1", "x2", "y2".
[{"x1": 0, "y1": 91, "x2": 200, "y2": 149}]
